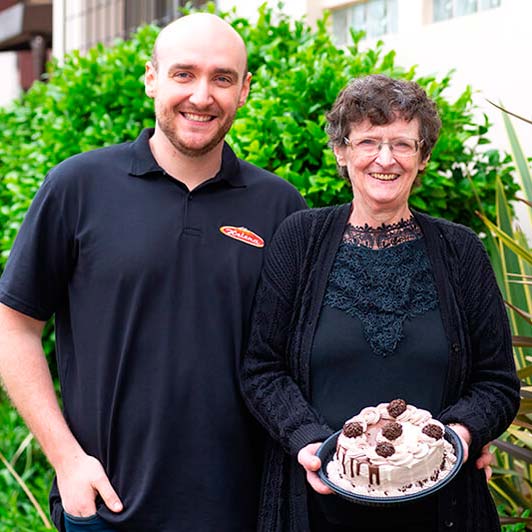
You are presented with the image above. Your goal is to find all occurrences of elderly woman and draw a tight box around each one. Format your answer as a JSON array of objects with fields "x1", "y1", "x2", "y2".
[{"x1": 240, "y1": 75, "x2": 519, "y2": 532}]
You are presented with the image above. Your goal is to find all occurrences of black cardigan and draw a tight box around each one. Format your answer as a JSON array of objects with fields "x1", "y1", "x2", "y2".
[{"x1": 241, "y1": 204, "x2": 520, "y2": 532}]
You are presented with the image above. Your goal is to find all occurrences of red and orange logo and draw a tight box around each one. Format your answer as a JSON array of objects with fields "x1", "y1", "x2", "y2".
[{"x1": 219, "y1": 226, "x2": 265, "y2": 248}]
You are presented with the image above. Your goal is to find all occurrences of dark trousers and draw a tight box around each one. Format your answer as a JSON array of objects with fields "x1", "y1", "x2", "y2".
[{"x1": 64, "y1": 513, "x2": 118, "y2": 532}]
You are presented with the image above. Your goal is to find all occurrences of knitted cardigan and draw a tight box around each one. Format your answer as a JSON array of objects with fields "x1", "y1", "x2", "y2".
[{"x1": 240, "y1": 204, "x2": 520, "y2": 532}]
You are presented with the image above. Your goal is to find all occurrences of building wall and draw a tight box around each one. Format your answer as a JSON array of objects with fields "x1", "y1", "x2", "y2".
[{"x1": 0, "y1": 52, "x2": 21, "y2": 106}]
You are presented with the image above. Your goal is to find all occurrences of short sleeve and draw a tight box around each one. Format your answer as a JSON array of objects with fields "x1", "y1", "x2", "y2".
[{"x1": 0, "y1": 176, "x2": 74, "y2": 320}]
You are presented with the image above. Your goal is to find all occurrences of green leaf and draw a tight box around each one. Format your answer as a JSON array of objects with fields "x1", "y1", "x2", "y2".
[
  {"x1": 480, "y1": 214, "x2": 532, "y2": 265},
  {"x1": 498, "y1": 106, "x2": 532, "y2": 229}
]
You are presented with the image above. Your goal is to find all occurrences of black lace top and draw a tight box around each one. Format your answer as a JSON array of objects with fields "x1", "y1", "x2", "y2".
[
  {"x1": 324, "y1": 217, "x2": 436, "y2": 357},
  {"x1": 338, "y1": 216, "x2": 424, "y2": 249}
]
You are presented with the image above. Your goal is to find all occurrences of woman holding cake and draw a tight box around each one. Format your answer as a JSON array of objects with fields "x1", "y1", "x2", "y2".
[{"x1": 240, "y1": 75, "x2": 519, "y2": 531}]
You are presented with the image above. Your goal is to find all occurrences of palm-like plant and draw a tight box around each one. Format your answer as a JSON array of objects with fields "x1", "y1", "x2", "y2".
[{"x1": 477, "y1": 104, "x2": 532, "y2": 528}]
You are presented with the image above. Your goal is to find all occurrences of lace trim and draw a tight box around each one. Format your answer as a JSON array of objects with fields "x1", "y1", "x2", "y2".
[
  {"x1": 323, "y1": 238, "x2": 438, "y2": 357},
  {"x1": 344, "y1": 216, "x2": 423, "y2": 249}
]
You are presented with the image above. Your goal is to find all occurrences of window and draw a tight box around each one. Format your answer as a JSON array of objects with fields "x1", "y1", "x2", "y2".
[
  {"x1": 433, "y1": 0, "x2": 500, "y2": 22},
  {"x1": 125, "y1": 0, "x2": 208, "y2": 34},
  {"x1": 64, "y1": 0, "x2": 208, "y2": 55},
  {"x1": 332, "y1": 0, "x2": 398, "y2": 46}
]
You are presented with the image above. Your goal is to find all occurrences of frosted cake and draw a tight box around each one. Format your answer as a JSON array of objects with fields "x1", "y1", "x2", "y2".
[{"x1": 326, "y1": 399, "x2": 458, "y2": 497}]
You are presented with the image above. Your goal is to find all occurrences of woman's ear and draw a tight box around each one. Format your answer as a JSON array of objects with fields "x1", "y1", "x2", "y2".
[
  {"x1": 418, "y1": 154, "x2": 430, "y2": 173},
  {"x1": 334, "y1": 144, "x2": 347, "y2": 167}
]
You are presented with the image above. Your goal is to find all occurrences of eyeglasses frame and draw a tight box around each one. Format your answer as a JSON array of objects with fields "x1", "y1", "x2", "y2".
[{"x1": 342, "y1": 137, "x2": 425, "y2": 158}]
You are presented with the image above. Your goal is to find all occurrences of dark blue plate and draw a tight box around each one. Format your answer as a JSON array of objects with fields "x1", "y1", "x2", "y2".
[{"x1": 316, "y1": 426, "x2": 463, "y2": 506}]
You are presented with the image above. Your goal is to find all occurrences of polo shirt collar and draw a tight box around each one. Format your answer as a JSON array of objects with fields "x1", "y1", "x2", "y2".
[{"x1": 128, "y1": 128, "x2": 245, "y2": 187}]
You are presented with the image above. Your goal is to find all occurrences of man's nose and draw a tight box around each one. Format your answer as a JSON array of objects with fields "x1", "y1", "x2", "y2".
[{"x1": 188, "y1": 78, "x2": 213, "y2": 107}]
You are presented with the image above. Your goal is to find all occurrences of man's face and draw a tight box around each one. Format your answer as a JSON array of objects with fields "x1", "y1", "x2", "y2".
[{"x1": 145, "y1": 23, "x2": 250, "y2": 158}]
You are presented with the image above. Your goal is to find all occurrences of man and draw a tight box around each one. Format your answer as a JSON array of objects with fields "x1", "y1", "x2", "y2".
[{"x1": 0, "y1": 13, "x2": 305, "y2": 532}]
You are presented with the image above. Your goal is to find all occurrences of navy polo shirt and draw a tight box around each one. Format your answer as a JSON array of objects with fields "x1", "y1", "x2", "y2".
[{"x1": 0, "y1": 129, "x2": 306, "y2": 532}]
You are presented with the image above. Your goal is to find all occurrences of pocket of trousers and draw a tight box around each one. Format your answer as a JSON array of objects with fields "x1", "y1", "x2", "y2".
[{"x1": 64, "y1": 512, "x2": 102, "y2": 528}]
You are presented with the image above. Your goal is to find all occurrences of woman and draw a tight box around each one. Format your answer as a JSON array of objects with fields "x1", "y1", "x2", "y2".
[{"x1": 240, "y1": 75, "x2": 520, "y2": 531}]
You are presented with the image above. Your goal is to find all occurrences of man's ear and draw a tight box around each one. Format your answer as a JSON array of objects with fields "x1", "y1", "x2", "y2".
[
  {"x1": 144, "y1": 61, "x2": 157, "y2": 99},
  {"x1": 238, "y1": 72, "x2": 252, "y2": 108}
]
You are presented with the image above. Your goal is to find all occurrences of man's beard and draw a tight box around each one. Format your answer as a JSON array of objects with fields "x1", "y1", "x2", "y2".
[{"x1": 156, "y1": 103, "x2": 236, "y2": 158}]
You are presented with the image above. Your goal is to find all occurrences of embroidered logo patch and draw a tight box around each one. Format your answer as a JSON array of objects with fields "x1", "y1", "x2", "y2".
[{"x1": 219, "y1": 226, "x2": 264, "y2": 248}]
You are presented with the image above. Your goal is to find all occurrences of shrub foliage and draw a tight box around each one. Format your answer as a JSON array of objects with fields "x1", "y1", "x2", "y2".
[{"x1": 0, "y1": 4, "x2": 519, "y2": 274}]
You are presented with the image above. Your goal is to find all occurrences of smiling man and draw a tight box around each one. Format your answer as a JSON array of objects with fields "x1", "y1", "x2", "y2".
[{"x1": 0, "y1": 13, "x2": 305, "y2": 532}]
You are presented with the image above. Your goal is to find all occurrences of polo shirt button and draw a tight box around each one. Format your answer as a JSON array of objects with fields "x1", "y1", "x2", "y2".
[{"x1": 444, "y1": 520, "x2": 454, "y2": 528}]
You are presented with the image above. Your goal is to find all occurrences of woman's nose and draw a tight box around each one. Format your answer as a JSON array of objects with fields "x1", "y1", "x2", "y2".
[{"x1": 375, "y1": 143, "x2": 395, "y2": 165}]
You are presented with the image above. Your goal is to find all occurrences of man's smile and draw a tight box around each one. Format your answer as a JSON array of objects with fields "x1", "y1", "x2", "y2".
[{"x1": 181, "y1": 112, "x2": 215, "y2": 122}]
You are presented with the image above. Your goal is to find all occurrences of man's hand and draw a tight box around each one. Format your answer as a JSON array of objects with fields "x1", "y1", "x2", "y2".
[
  {"x1": 297, "y1": 442, "x2": 333, "y2": 495},
  {"x1": 476, "y1": 443, "x2": 493, "y2": 481},
  {"x1": 56, "y1": 453, "x2": 123, "y2": 517}
]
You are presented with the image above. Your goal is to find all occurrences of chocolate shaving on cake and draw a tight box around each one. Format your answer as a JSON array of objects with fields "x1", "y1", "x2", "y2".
[
  {"x1": 375, "y1": 442, "x2": 395, "y2": 458},
  {"x1": 343, "y1": 421, "x2": 364, "y2": 438},
  {"x1": 430, "y1": 470, "x2": 440, "y2": 482},
  {"x1": 382, "y1": 422, "x2": 403, "y2": 441},
  {"x1": 422, "y1": 423, "x2": 444, "y2": 440},
  {"x1": 387, "y1": 399, "x2": 407, "y2": 418}
]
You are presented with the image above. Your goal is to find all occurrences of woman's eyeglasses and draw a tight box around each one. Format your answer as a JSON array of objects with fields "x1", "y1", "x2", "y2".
[{"x1": 343, "y1": 137, "x2": 424, "y2": 158}]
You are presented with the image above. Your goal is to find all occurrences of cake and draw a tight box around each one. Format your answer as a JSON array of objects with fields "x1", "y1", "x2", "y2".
[{"x1": 326, "y1": 399, "x2": 458, "y2": 497}]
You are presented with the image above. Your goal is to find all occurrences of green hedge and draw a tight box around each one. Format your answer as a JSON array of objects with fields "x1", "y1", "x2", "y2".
[{"x1": 0, "y1": 4, "x2": 519, "y2": 275}]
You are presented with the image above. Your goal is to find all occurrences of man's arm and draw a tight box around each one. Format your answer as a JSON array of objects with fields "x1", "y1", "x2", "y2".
[{"x1": 0, "y1": 303, "x2": 123, "y2": 517}]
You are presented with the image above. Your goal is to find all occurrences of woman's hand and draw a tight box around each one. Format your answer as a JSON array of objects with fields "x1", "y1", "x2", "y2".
[
  {"x1": 447, "y1": 423, "x2": 471, "y2": 464},
  {"x1": 297, "y1": 443, "x2": 333, "y2": 495},
  {"x1": 448, "y1": 424, "x2": 493, "y2": 480},
  {"x1": 476, "y1": 443, "x2": 493, "y2": 481}
]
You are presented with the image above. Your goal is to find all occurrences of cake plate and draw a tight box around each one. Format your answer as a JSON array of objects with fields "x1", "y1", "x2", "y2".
[{"x1": 316, "y1": 426, "x2": 464, "y2": 506}]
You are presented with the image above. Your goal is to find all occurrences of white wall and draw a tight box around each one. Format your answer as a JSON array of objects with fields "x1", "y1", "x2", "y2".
[
  {"x1": 0, "y1": 52, "x2": 21, "y2": 107},
  {"x1": 376, "y1": 0, "x2": 532, "y2": 153},
  {"x1": 361, "y1": 0, "x2": 532, "y2": 237}
]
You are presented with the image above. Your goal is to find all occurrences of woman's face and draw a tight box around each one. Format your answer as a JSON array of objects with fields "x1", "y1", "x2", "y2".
[{"x1": 334, "y1": 118, "x2": 428, "y2": 217}]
